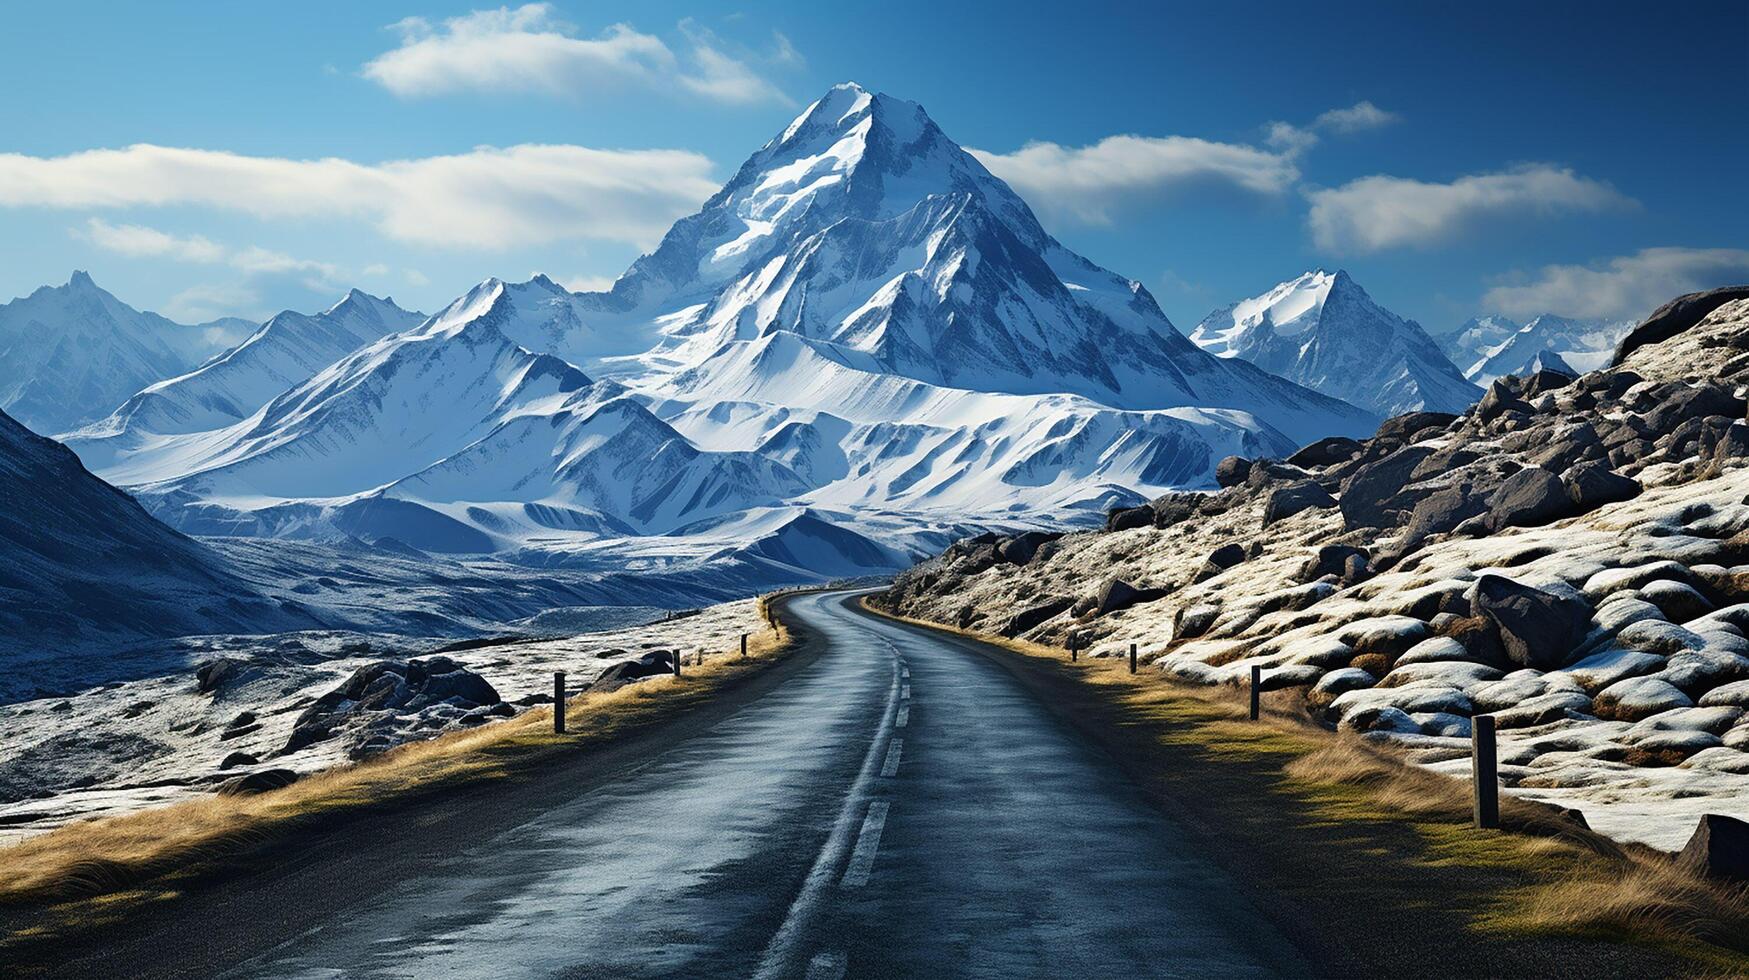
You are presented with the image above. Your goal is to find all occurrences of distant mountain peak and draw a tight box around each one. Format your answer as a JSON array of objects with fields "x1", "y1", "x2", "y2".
[{"x1": 1190, "y1": 269, "x2": 1480, "y2": 416}]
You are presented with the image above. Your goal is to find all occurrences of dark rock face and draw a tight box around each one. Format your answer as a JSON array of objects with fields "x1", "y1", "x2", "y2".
[
  {"x1": 1287, "y1": 436, "x2": 1363, "y2": 469},
  {"x1": 217, "y1": 768, "x2": 300, "y2": 796},
  {"x1": 593, "y1": 651, "x2": 679, "y2": 688},
  {"x1": 1375, "y1": 412, "x2": 1456, "y2": 443},
  {"x1": 1486, "y1": 467, "x2": 1574, "y2": 531},
  {"x1": 1676, "y1": 813, "x2": 1749, "y2": 882},
  {"x1": 196, "y1": 658, "x2": 246, "y2": 694},
  {"x1": 996, "y1": 530, "x2": 1062, "y2": 566},
  {"x1": 1339, "y1": 446, "x2": 1434, "y2": 529},
  {"x1": 1564, "y1": 463, "x2": 1641, "y2": 511},
  {"x1": 284, "y1": 656, "x2": 504, "y2": 754},
  {"x1": 1477, "y1": 380, "x2": 1533, "y2": 422},
  {"x1": 1087, "y1": 577, "x2": 1169, "y2": 617},
  {"x1": 1613, "y1": 285, "x2": 1749, "y2": 365},
  {"x1": 1262, "y1": 481, "x2": 1336, "y2": 526},
  {"x1": 1471, "y1": 575, "x2": 1591, "y2": 670},
  {"x1": 1644, "y1": 383, "x2": 1745, "y2": 434},
  {"x1": 1300, "y1": 545, "x2": 1368, "y2": 583},
  {"x1": 1105, "y1": 505, "x2": 1155, "y2": 532},
  {"x1": 1403, "y1": 485, "x2": 1489, "y2": 547},
  {"x1": 1522, "y1": 369, "x2": 1577, "y2": 397},
  {"x1": 1214, "y1": 455, "x2": 1253, "y2": 488},
  {"x1": 1003, "y1": 597, "x2": 1073, "y2": 636}
]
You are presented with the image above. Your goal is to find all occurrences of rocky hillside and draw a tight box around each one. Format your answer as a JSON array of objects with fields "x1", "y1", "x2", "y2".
[{"x1": 880, "y1": 287, "x2": 1749, "y2": 849}]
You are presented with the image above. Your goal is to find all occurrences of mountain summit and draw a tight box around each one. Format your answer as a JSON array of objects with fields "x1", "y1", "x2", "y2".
[
  {"x1": 1190, "y1": 269, "x2": 1480, "y2": 416},
  {"x1": 588, "y1": 82, "x2": 1373, "y2": 444}
]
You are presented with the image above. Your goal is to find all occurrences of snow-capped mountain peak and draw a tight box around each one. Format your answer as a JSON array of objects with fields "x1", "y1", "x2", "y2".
[{"x1": 1191, "y1": 269, "x2": 1480, "y2": 416}]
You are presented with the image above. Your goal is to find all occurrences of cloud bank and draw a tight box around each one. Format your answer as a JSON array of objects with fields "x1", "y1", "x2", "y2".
[
  {"x1": 1305, "y1": 164, "x2": 1631, "y2": 253},
  {"x1": 1483, "y1": 247, "x2": 1749, "y2": 320},
  {"x1": 363, "y1": 4, "x2": 793, "y2": 105},
  {"x1": 0, "y1": 143, "x2": 720, "y2": 250}
]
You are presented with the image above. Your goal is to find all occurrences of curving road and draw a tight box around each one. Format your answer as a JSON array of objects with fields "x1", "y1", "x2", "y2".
[{"x1": 19, "y1": 591, "x2": 1304, "y2": 978}]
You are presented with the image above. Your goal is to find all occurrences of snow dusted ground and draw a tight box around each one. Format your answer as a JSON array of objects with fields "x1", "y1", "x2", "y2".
[
  {"x1": 0, "y1": 599, "x2": 767, "y2": 845},
  {"x1": 885, "y1": 296, "x2": 1749, "y2": 851}
]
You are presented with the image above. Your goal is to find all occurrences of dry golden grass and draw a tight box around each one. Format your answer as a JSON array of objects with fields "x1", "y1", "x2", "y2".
[
  {"x1": 864, "y1": 598, "x2": 1749, "y2": 967},
  {"x1": 0, "y1": 593, "x2": 799, "y2": 911}
]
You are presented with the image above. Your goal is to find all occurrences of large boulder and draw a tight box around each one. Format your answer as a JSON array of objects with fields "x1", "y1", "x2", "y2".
[
  {"x1": 1339, "y1": 446, "x2": 1434, "y2": 529},
  {"x1": 1003, "y1": 597, "x2": 1074, "y2": 637},
  {"x1": 1613, "y1": 285, "x2": 1749, "y2": 365},
  {"x1": 996, "y1": 531, "x2": 1062, "y2": 566},
  {"x1": 1677, "y1": 813, "x2": 1749, "y2": 882},
  {"x1": 1196, "y1": 543, "x2": 1251, "y2": 583},
  {"x1": 1563, "y1": 463, "x2": 1641, "y2": 512},
  {"x1": 1088, "y1": 577, "x2": 1168, "y2": 617},
  {"x1": 1105, "y1": 505, "x2": 1155, "y2": 533},
  {"x1": 1214, "y1": 456, "x2": 1253, "y2": 488},
  {"x1": 1644, "y1": 383, "x2": 1745, "y2": 435},
  {"x1": 593, "y1": 651, "x2": 679, "y2": 687},
  {"x1": 1287, "y1": 436, "x2": 1363, "y2": 469},
  {"x1": 217, "y1": 768, "x2": 301, "y2": 796},
  {"x1": 1486, "y1": 467, "x2": 1574, "y2": 531},
  {"x1": 1477, "y1": 380, "x2": 1533, "y2": 422},
  {"x1": 1471, "y1": 575, "x2": 1592, "y2": 670},
  {"x1": 284, "y1": 657, "x2": 504, "y2": 754},
  {"x1": 1300, "y1": 545, "x2": 1369, "y2": 584},
  {"x1": 1404, "y1": 485, "x2": 1488, "y2": 543},
  {"x1": 1376, "y1": 412, "x2": 1457, "y2": 443},
  {"x1": 1263, "y1": 481, "x2": 1337, "y2": 526}
]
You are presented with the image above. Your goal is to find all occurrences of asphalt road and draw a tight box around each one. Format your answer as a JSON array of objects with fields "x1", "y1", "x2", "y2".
[{"x1": 13, "y1": 591, "x2": 1304, "y2": 978}]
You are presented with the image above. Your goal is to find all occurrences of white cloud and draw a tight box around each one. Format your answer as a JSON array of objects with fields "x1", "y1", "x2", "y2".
[
  {"x1": 1305, "y1": 164, "x2": 1632, "y2": 253},
  {"x1": 77, "y1": 218, "x2": 226, "y2": 263},
  {"x1": 362, "y1": 4, "x2": 792, "y2": 105},
  {"x1": 1264, "y1": 100, "x2": 1399, "y2": 157},
  {"x1": 1314, "y1": 100, "x2": 1400, "y2": 133},
  {"x1": 969, "y1": 136, "x2": 1299, "y2": 225},
  {"x1": 2, "y1": 143, "x2": 720, "y2": 250},
  {"x1": 558, "y1": 273, "x2": 617, "y2": 292},
  {"x1": 1482, "y1": 247, "x2": 1749, "y2": 320}
]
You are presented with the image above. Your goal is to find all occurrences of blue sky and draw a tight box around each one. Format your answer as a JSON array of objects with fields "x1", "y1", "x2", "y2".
[{"x1": 0, "y1": 0, "x2": 1744, "y2": 333}]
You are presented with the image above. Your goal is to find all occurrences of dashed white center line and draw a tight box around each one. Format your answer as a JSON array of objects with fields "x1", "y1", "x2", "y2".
[
  {"x1": 880, "y1": 738, "x2": 903, "y2": 777},
  {"x1": 900, "y1": 682, "x2": 911, "y2": 700},
  {"x1": 841, "y1": 801, "x2": 891, "y2": 887},
  {"x1": 901, "y1": 664, "x2": 910, "y2": 679},
  {"x1": 895, "y1": 703, "x2": 909, "y2": 728},
  {"x1": 805, "y1": 951, "x2": 848, "y2": 980}
]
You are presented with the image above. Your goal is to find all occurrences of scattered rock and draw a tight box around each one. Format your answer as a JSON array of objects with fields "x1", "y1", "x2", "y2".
[
  {"x1": 1471, "y1": 575, "x2": 1591, "y2": 670},
  {"x1": 219, "y1": 751, "x2": 259, "y2": 770},
  {"x1": 1003, "y1": 597, "x2": 1073, "y2": 637},
  {"x1": 1287, "y1": 436, "x2": 1363, "y2": 469},
  {"x1": 1596, "y1": 676, "x2": 1694, "y2": 721},
  {"x1": 1563, "y1": 463, "x2": 1641, "y2": 512},
  {"x1": 1105, "y1": 505, "x2": 1154, "y2": 533},
  {"x1": 1486, "y1": 467, "x2": 1574, "y2": 531},
  {"x1": 217, "y1": 768, "x2": 300, "y2": 796},
  {"x1": 1676, "y1": 812, "x2": 1749, "y2": 881},
  {"x1": 996, "y1": 531, "x2": 1062, "y2": 566},
  {"x1": 1262, "y1": 481, "x2": 1336, "y2": 526},
  {"x1": 1214, "y1": 456, "x2": 1253, "y2": 488}
]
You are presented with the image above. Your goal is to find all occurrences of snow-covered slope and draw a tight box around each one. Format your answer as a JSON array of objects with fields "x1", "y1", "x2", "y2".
[
  {"x1": 1447, "y1": 313, "x2": 1632, "y2": 385},
  {"x1": 65, "y1": 290, "x2": 423, "y2": 467},
  {"x1": 582, "y1": 83, "x2": 1374, "y2": 446},
  {"x1": 64, "y1": 82, "x2": 1382, "y2": 582},
  {"x1": 1190, "y1": 270, "x2": 1481, "y2": 416},
  {"x1": 0, "y1": 407, "x2": 312, "y2": 656},
  {"x1": 0, "y1": 272, "x2": 248, "y2": 435}
]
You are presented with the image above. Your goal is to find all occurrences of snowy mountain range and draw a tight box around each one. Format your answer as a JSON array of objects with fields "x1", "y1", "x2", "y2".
[
  {"x1": 20, "y1": 83, "x2": 1391, "y2": 585},
  {"x1": 1441, "y1": 312, "x2": 1633, "y2": 385},
  {"x1": 1188, "y1": 269, "x2": 1481, "y2": 416},
  {"x1": 0, "y1": 272, "x2": 249, "y2": 435}
]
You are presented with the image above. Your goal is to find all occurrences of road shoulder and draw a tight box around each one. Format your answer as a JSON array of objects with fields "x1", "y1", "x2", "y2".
[{"x1": 860, "y1": 597, "x2": 1747, "y2": 977}]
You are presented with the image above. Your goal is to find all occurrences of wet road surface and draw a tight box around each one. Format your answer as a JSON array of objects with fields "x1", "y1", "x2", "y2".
[{"x1": 31, "y1": 591, "x2": 1304, "y2": 978}]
